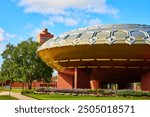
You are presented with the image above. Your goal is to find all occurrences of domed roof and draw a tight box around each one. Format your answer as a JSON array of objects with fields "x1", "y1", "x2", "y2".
[
  {"x1": 37, "y1": 24, "x2": 150, "y2": 70},
  {"x1": 37, "y1": 24, "x2": 150, "y2": 52}
]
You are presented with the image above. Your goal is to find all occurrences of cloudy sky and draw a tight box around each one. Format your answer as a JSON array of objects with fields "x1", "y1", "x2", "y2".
[{"x1": 0, "y1": 0, "x2": 150, "y2": 67}]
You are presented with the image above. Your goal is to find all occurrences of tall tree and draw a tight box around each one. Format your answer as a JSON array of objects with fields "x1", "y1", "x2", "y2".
[
  {"x1": 0, "y1": 70, "x2": 3, "y2": 87},
  {"x1": 1, "y1": 38, "x2": 53, "y2": 89}
]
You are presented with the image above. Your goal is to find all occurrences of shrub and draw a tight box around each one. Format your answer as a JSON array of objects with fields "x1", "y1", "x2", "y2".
[
  {"x1": 35, "y1": 88, "x2": 150, "y2": 97},
  {"x1": 116, "y1": 90, "x2": 150, "y2": 97},
  {"x1": 36, "y1": 88, "x2": 91, "y2": 94},
  {"x1": 96, "y1": 89, "x2": 116, "y2": 96},
  {"x1": 21, "y1": 89, "x2": 35, "y2": 95}
]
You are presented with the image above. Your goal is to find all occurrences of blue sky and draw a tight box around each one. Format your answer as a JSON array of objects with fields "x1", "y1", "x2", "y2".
[{"x1": 0, "y1": 0, "x2": 150, "y2": 67}]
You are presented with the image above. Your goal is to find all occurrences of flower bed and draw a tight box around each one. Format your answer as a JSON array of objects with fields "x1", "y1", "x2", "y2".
[{"x1": 30, "y1": 88, "x2": 150, "y2": 97}]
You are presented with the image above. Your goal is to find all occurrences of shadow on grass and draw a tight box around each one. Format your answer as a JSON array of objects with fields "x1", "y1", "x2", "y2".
[{"x1": 0, "y1": 95, "x2": 18, "y2": 100}]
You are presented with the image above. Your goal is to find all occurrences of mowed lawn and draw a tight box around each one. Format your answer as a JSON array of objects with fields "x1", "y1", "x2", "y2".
[
  {"x1": 25, "y1": 94, "x2": 150, "y2": 100},
  {"x1": 0, "y1": 87, "x2": 23, "y2": 93},
  {"x1": 0, "y1": 95, "x2": 18, "y2": 100}
]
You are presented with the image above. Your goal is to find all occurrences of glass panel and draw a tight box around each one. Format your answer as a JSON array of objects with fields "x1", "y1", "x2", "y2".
[
  {"x1": 63, "y1": 35, "x2": 70, "y2": 39},
  {"x1": 92, "y1": 32, "x2": 97, "y2": 37},
  {"x1": 76, "y1": 33, "x2": 82, "y2": 38},
  {"x1": 66, "y1": 33, "x2": 79, "y2": 41},
  {"x1": 147, "y1": 31, "x2": 150, "y2": 36},
  {"x1": 131, "y1": 31, "x2": 145, "y2": 37},
  {"x1": 80, "y1": 32, "x2": 93, "y2": 40},
  {"x1": 97, "y1": 31, "x2": 110, "y2": 40},
  {"x1": 131, "y1": 31, "x2": 145, "y2": 40},
  {"x1": 54, "y1": 37, "x2": 62, "y2": 42},
  {"x1": 114, "y1": 31, "x2": 127, "y2": 40}
]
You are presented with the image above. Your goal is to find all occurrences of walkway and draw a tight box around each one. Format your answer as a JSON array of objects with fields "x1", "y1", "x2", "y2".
[{"x1": 0, "y1": 91, "x2": 36, "y2": 100}]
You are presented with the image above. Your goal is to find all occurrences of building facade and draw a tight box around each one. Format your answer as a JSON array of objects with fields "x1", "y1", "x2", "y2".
[{"x1": 37, "y1": 24, "x2": 150, "y2": 91}]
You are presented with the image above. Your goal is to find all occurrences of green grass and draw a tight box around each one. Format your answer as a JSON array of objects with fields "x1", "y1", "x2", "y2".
[
  {"x1": 0, "y1": 95, "x2": 18, "y2": 100},
  {"x1": 0, "y1": 87, "x2": 9, "y2": 92},
  {"x1": 0, "y1": 87, "x2": 22, "y2": 93},
  {"x1": 11, "y1": 88, "x2": 22, "y2": 93},
  {"x1": 25, "y1": 94, "x2": 150, "y2": 100}
]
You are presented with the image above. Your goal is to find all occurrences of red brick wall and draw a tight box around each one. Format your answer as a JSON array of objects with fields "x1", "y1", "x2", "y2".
[
  {"x1": 57, "y1": 71, "x2": 74, "y2": 89},
  {"x1": 75, "y1": 68, "x2": 91, "y2": 88},
  {"x1": 11, "y1": 82, "x2": 57, "y2": 88},
  {"x1": 57, "y1": 68, "x2": 92, "y2": 89},
  {"x1": 141, "y1": 72, "x2": 150, "y2": 91},
  {"x1": 37, "y1": 29, "x2": 54, "y2": 44}
]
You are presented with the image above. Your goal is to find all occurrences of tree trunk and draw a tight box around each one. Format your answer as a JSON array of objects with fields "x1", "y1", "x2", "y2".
[
  {"x1": 4, "y1": 79, "x2": 6, "y2": 87},
  {"x1": 47, "y1": 82, "x2": 49, "y2": 88},
  {"x1": 9, "y1": 79, "x2": 12, "y2": 90},
  {"x1": 1, "y1": 81, "x2": 4, "y2": 88},
  {"x1": 22, "y1": 82, "x2": 25, "y2": 90},
  {"x1": 28, "y1": 80, "x2": 32, "y2": 89}
]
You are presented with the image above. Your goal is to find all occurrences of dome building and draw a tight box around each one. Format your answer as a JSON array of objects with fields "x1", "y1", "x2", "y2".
[{"x1": 37, "y1": 24, "x2": 150, "y2": 91}]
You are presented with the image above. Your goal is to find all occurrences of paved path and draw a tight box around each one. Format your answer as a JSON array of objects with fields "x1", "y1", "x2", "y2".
[{"x1": 0, "y1": 91, "x2": 36, "y2": 100}]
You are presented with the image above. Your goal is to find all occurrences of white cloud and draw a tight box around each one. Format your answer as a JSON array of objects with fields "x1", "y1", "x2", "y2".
[
  {"x1": 42, "y1": 16, "x2": 102, "y2": 27},
  {"x1": 65, "y1": 18, "x2": 78, "y2": 26},
  {"x1": 0, "y1": 43, "x2": 5, "y2": 68},
  {"x1": 42, "y1": 16, "x2": 78, "y2": 26},
  {"x1": 6, "y1": 33, "x2": 17, "y2": 39},
  {"x1": 0, "y1": 28, "x2": 5, "y2": 42},
  {"x1": 0, "y1": 27, "x2": 17, "y2": 42},
  {"x1": 18, "y1": 0, "x2": 119, "y2": 16},
  {"x1": 18, "y1": 0, "x2": 119, "y2": 27},
  {"x1": 84, "y1": 18, "x2": 102, "y2": 26},
  {"x1": 0, "y1": 27, "x2": 17, "y2": 57},
  {"x1": 31, "y1": 28, "x2": 42, "y2": 38},
  {"x1": 0, "y1": 44, "x2": 5, "y2": 54}
]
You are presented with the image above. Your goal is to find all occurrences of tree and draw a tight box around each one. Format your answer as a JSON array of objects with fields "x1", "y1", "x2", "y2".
[
  {"x1": 1, "y1": 38, "x2": 53, "y2": 89},
  {"x1": 0, "y1": 44, "x2": 17, "y2": 88},
  {"x1": 0, "y1": 70, "x2": 3, "y2": 87}
]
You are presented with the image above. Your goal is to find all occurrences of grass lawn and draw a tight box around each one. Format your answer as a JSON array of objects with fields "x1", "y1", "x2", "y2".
[
  {"x1": 0, "y1": 95, "x2": 18, "y2": 100},
  {"x1": 0, "y1": 87, "x2": 9, "y2": 92},
  {"x1": 25, "y1": 94, "x2": 150, "y2": 100},
  {"x1": 11, "y1": 88, "x2": 22, "y2": 93},
  {"x1": 0, "y1": 87, "x2": 23, "y2": 93}
]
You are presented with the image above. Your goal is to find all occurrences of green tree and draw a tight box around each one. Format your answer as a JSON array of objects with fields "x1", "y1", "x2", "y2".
[
  {"x1": 0, "y1": 70, "x2": 3, "y2": 87},
  {"x1": 1, "y1": 38, "x2": 53, "y2": 89},
  {"x1": 0, "y1": 44, "x2": 16, "y2": 88}
]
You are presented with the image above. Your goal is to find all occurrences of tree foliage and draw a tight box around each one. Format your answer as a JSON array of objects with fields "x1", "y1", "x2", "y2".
[
  {"x1": 0, "y1": 70, "x2": 3, "y2": 86},
  {"x1": 1, "y1": 38, "x2": 53, "y2": 89}
]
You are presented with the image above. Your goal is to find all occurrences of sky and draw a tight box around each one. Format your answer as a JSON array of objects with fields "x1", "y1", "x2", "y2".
[{"x1": 0, "y1": 0, "x2": 150, "y2": 67}]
